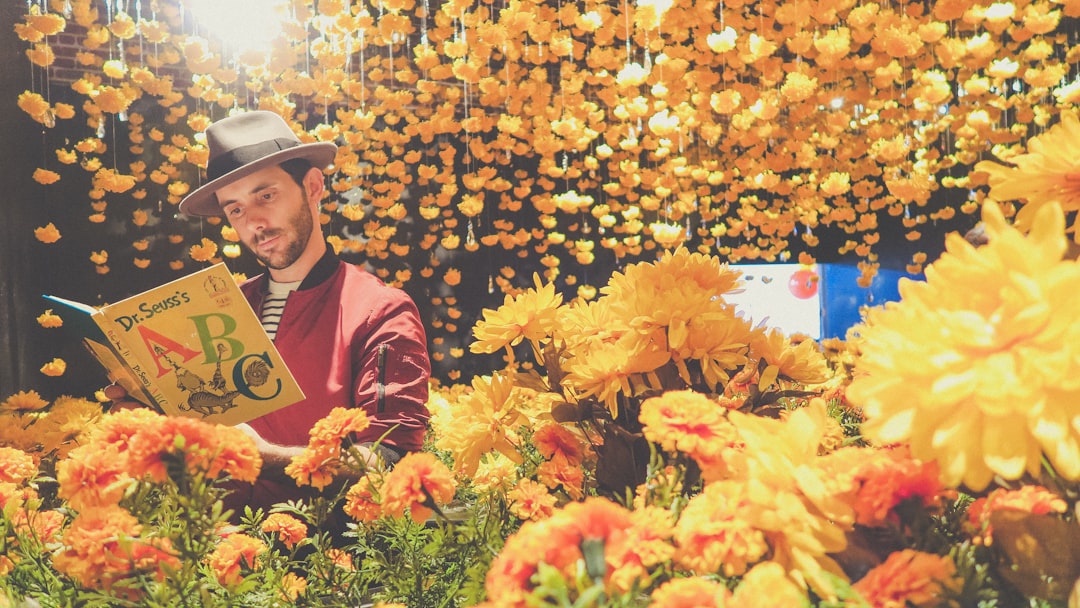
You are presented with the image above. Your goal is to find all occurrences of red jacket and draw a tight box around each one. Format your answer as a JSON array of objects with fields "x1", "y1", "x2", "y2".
[
  {"x1": 228, "y1": 251, "x2": 431, "y2": 514},
  {"x1": 241, "y1": 251, "x2": 431, "y2": 453}
]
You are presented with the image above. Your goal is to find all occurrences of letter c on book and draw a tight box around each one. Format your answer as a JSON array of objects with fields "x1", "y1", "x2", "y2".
[{"x1": 232, "y1": 352, "x2": 282, "y2": 401}]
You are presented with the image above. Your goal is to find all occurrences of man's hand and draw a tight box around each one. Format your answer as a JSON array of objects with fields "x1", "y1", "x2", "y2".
[
  {"x1": 102, "y1": 383, "x2": 146, "y2": 412},
  {"x1": 233, "y1": 422, "x2": 381, "y2": 487},
  {"x1": 233, "y1": 422, "x2": 305, "y2": 479}
]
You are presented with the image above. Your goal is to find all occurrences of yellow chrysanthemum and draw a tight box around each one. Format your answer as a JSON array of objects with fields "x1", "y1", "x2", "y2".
[
  {"x1": 431, "y1": 371, "x2": 535, "y2": 476},
  {"x1": 1, "y1": 390, "x2": 48, "y2": 412},
  {"x1": 562, "y1": 327, "x2": 671, "y2": 417},
  {"x1": 749, "y1": 328, "x2": 832, "y2": 386},
  {"x1": 848, "y1": 201, "x2": 1080, "y2": 491},
  {"x1": 470, "y1": 273, "x2": 562, "y2": 355},
  {"x1": 722, "y1": 400, "x2": 855, "y2": 597},
  {"x1": 974, "y1": 110, "x2": 1080, "y2": 235}
]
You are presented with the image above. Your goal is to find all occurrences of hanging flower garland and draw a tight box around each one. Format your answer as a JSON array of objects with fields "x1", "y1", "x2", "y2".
[{"x1": 15, "y1": 0, "x2": 1080, "y2": 374}]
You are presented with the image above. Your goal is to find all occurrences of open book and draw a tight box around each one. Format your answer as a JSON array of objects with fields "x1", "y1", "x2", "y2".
[{"x1": 44, "y1": 263, "x2": 304, "y2": 426}]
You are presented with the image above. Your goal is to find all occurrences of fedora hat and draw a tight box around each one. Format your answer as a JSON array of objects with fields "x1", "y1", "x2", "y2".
[{"x1": 179, "y1": 111, "x2": 337, "y2": 217}]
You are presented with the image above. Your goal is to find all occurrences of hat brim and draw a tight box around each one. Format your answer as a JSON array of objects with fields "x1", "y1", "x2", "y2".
[{"x1": 178, "y1": 142, "x2": 338, "y2": 217}]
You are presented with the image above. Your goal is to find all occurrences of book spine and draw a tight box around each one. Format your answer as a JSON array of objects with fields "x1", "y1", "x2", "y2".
[{"x1": 103, "y1": 325, "x2": 170, "y2": 409}]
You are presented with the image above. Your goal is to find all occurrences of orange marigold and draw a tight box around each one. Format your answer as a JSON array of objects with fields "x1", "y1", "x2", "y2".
[
  {"x1": 33, "y1": 223, "x2": 61, "y2": 243},
  {"x1": 729, "y1": 561, "x2": 811, "y2": 606},
  {"x1": 640, "y1": 390, "x2": 741, "y2": 481},
  {"x1": 381, "y1": 452, "x2": 456, "y2": 523},
  {"x1": 965, "y1": 485, "x2": 1067, "y2": 545},
  {"x1": 206, "y1": 533, "x2": 267, "y2": 588},
  {"x1": 261, "y1": 513, "x2": 308, "y2": 549},
  {"x1": 307, "y1": 406, "x2": 371, "y2": 451},
  {"x1": 485, "y1": 497, "x2": 632, "y2": 605},
  {"x1": 124, "y1": 416, "x2": 219, "y2": 482},
  {"x1": 344, "y1": 475, "x2": 382, "y2": 523},
  {"x1": 0, "y1": 447, "x2": 36, "y2": 484},
  {"x1": 53, "y1": 505, "x2": 179, "y2": 593},
  {"x1": 648, "y1": 576, "x2": 731, "y2": 607},
  {"x1": 280, "y1": 571, "x2": 307, "y2": 601},
  {"x1": 208, "y1": 425, "x2": 261, "y2": 482},
  {"x1": 36, "y1": 309, "x2": 63, "y2": 328},
  {"x1": 852, "y1": 550, "x2": 960, "y2": 608},
  {"x1": 31, "y1": 167, "x2": 60, "y2": 184},
  {"x1": 849, "y1": 446, "x2": 947, "y2": 527},
  {"x1": 532, "y1": 422, "x2": 586, "y2": 467},
  {"x1": 506, "y1": 478, "x2": 557, "y2": 521},
  {"x1": 673, "y1": 480, "x2": 768, "y2": 576},
  {"x1": 56, "y1": 444, "x2": 133, "y2": 512},
  {"x1": 39, "y1": 358, "x2": 66, "y2": 376},
  {"x1": 606, "y1": 506, "x2": 676, "y2": 592},
  {"x1": 188, "y1": 237, "x2": 218, "y2": 262},
  {"x1": 537, "y1": 457, "x2": 585, "y2": 500},
  {"x1": 286, "y1": 407, "x2": 370, "y2": 488},
  {"x1": 284, "y1": 446, "x2": 339, "y2": 490},
  {"x1": 11, "y1": 508, "x2": 66, "y2": 545}
]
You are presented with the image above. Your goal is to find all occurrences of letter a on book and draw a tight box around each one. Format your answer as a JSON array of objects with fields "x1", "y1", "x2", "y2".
[{"x1": 44, "y1": 263, "x2": 305, "y2": 426}]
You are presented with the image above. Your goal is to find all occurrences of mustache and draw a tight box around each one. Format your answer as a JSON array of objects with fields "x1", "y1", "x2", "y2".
[{"x1": 254, "y1": 229, "x2": 284, "y2": 245}]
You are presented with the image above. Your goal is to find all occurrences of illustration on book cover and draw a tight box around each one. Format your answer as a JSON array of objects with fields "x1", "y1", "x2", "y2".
[{"x1": 157, "y1": 272, "x2": 274, "y2": 419}]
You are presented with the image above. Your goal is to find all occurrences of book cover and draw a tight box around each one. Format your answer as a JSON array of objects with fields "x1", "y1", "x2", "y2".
[{"x1": 44, "y1": 263, "x2": 305, "y2": 426}]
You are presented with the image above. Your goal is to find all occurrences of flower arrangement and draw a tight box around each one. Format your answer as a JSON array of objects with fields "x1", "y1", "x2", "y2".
[{"x1": 6, "y1": 193, "x2": 1080, "y2": 607}]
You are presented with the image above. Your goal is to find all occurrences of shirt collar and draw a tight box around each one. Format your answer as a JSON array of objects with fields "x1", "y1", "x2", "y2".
[{"x1": 298, "y1": 248, "x2": 341, "y2": 291}]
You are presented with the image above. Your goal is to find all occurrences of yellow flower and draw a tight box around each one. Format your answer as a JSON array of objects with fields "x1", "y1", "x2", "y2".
[
  {"x1": 32, "y1": 168, "x2": 60, "y2": 185},
  {"x1": 749, "y1": 328, "x2": 831, "y2": 386},
  {"x1": 848, "y1": 201, "x2": 1080, "y2": 491},
  {"x1": 640, "y1": 390, "x2": 740, "y2": 481},
  {"x1": 102, "y1": 59, "x2": 127, "y2": 79},
  {"x1": 17, "y1": 91, "x2": 50, "y2": 123},
  {"x1": 562, "y1": 327, "x2": 671, "y2": 417},
  {"x1": 28, "y1": 11, "x2": 67, "y2": 36},
  {"x1": 1, "y1": 390, "x2": 48, "y2": 412},
  {"x1": 33, "y1": 222, "x2": 61, "y2": 243},
  {"x1": 31, "y1": 395, "x2": 103, "y2": 458},
  {"x1": 189, "y1": 238, "x2": 218, "y2": 262},
  {"x1": 26, "y1": 42, "x2": 55, "y2": 67},
  {"x1": 431, "y1": 371, "x2": 537, "y2": 476},
  {"x1": 40, "y1": 358, "x2": 66, "y2": 376},
  {"x1": 36, "y1": 309, "x2": 63, "y2": 328},
  {"x1": 721, "y1": 401, "x2": 855, "y2": 597},
  {"x1": 470, "y1": 273, "x2": 562, "y2": 355},
  {"x1": 974, "y1": 110, "x2": 1080, "y2": 235}
]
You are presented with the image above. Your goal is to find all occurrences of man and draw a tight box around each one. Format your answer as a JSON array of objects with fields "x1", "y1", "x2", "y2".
[{"x1": 177, "y1": 110, "x2": 431, "y2": 513}]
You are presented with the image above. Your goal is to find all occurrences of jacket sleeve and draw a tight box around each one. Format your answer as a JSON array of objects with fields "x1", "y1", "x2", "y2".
[{"x1": 351, "y1": 289, "x2": 431, "y2": 454}]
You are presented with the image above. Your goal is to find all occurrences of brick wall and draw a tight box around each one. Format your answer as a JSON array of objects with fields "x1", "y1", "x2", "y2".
[{"x1": 37, "y1": 24, "x2": 189, "y2": 87}]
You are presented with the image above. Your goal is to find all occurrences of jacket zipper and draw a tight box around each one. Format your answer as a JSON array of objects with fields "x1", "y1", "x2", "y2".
[{"x1": 376, "y1": 344, "x2": 388, "y2": 413}]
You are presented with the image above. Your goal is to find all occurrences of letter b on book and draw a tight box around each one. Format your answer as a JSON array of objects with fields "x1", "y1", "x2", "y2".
[{"x1": 189, "y1": 312, "x2": 245, "y2": 362}]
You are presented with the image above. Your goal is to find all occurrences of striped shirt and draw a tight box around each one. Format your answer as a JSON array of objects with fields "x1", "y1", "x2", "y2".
[{"x1": 261, "y1": 279, "x2": 301, "y2": 340}]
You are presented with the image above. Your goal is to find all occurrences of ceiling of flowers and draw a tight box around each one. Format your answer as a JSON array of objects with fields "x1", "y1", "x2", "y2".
[{"x1": 15, "y1": 0, "x2": 1080, "y2": 376}]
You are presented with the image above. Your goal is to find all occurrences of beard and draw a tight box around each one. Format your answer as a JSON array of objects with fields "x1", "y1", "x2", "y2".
[{"x1": 246, "y1": 189, "x2": 315, "y2": 270}]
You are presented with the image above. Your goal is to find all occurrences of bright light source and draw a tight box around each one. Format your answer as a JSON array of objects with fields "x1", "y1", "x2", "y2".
[
  {"x1": 830, "y1": 96, "x2": 844, "y2": 109},
  {"x1": 186, "y1": 0, "x2": 288, "y2": 54}
]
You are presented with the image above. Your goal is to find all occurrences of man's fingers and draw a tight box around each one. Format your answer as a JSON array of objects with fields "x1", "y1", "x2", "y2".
[{"x1": 102, "y1": 383, "x2": 129, "y2": 401}]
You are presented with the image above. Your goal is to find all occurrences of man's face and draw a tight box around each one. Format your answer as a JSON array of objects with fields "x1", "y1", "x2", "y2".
[{"x1": 216, "y1": 165, "x2": 315, "y2": 271}]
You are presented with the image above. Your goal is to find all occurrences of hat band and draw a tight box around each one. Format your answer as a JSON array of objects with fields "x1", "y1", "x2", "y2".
[{"x1": 206, "y1": 137, "x2": 300, "y2": 181}]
